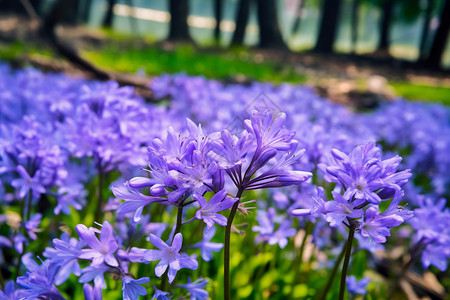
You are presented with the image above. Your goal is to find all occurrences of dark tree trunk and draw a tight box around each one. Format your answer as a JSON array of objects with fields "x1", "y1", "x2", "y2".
[
  {"x1": 0, "y1": 0, "x2": 26, "y2": 15},
  {"x1": 42, "y1": 0, "x2": 109, "y2": 80},
  {"x1": 103, "y1": 0, "x2": 116, "y2": 28},
  {"x1": 377, "y1": 0, "x2": 394, "y2": 52},
  {"x1": 44, "y1": 0, "x2": 79, "y2": 25},
  {"x1": 214, "y1": 0, "x2": 223, "y2": 41},
  {"x1": 19, "y1": 0, "x2": 40, "y2": 19},
  {"x1": 231, "y1": 0, "x2": 250, "y2": 46},
  {"x1": 425, "y1": 0, "x2": 450, "y2": 68},
  {"x1": 314, "y1": 0, "x2": 343, "y2": 53},
  {"x1": 168, "y1": 0, "x2": 191, "y2": 42},
  {"x1": 80, "y1": 0, "x2": 92, "y2": 23},
  {"x1": 29, "y1": 0, "x2": 41, "y2": 14},
  {"x1": 350, "y1": 0, "x2": 360, "y2": 53},
  {"x1": 418, "y1": 0, "x2": 434, "y2": 61},
  {"x1": 291, "y1": 0, "x2": 306, "y2": 35},
  {"x1": 255, "y1": 0, "x2": 287, "y2": 49},
  {"x1": 43, "y1": 0, "x2": 68, "y2": 31}
]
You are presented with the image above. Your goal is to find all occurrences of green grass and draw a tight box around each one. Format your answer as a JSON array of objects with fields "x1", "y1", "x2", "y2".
[
  {"x1": 0, "y1": 41, "x2": 55, "y2": 61},
  {"x1": 390, "y1": 82, "x2": 450, "y2": 105},
  {"x1": 0, "y1": 41, "x2": 26, "y2": 61},
  {"x1": 2, "y1": 38, "x2": 450, "y2": 105},
  {"x1": 82, "y1": 44, "x2": 307, "y2": 84}
]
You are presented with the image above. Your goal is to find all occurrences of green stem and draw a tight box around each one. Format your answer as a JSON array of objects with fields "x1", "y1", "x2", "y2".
[
  {"x1": 224, "y1": 188, "x2": 244, "y2": 300},
  {"x1": 95, "y1": 164, "x2": 104, "y2": 222},
  {"x1": 290, "y1": 224, "x2": 310, "y2": 298},
  {"x1": 338, "y1": 226, "x2": 355, "y2": 300},
  {"x1": 0, "y1": 263, "x2": 4, "y2": 289},
  {"x1": 26, "y1": 189, "x2": 32, "y2": 221},
  {"x1": 15, "y1": 191, "x2": 33, "y2": 278},
  {"x1": 319, "y1": 240, "x2": 347, "y2": 300}
]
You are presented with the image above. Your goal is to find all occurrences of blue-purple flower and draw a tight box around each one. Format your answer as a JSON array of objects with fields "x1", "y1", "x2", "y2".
[
  {"x1": 43, "y1": 232, "x2": 83, "y2": 285},
  {"x1": 190, "y1": 227, "x2": 223, "y2": 262},
  {"x1": 76, "y1": 221, "x2": 119, "y2": 267},
  {"x1": 176, "y1": 277, "x2": 209, "y2": 300},
  {"x1": 141, "y1": 233, "x2": 198, "y2": 283},
  {"x1": 193, "y1": 189, "x2": 237, "y2": 230},
  {"x1": 122, "y1": 276, "x2": 150, "y2": 300},
  {"x1": 16, "y1": 253, "x2": 65, "y2": 300},
  {"x1": 11, "y1": 165, "x2": 45, "y2": 199},
  {"x1": 346, "y1": 275, "x2": 369, "y2": 295}
]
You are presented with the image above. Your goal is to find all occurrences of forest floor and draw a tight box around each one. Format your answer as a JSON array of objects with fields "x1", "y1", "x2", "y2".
[{"x1": 1, "y1": 14, "x2": 450, "y2": 106}]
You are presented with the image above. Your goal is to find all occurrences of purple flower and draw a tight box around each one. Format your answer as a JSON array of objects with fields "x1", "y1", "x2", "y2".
[
  {"x1": 346, "y1": 275, "x2": 369, "y2": 295},
  {"x1": 193, "y1": 189, "x2": 237, "y2": 230},
  {"x1": 409, "y1": 196, "x2": 450, "y2": 271},
  {"x1": 43, "y1": 233, "x2": 83, "y2": 285},
  {"x1": 243, "y1": 109, "x2": 294, "y2": 151},
  {"x1": 291, "y1": 186, "x2": 327, "y2": 217},
  {"x1": 76, "y1": 221, "x2": 119, "y2": 267},
  {"x1": 112, "y1": 183, "x2": 166, "y2": 222},
  {"x1": 122, "y1": 276, "x2": 150, "y2": 300},
  {"x1": 211, "y1": 129, "x2": 253, "y2": 170},
  {"x1": 13, "y1": 233, "x2": 27, "y2": 254},
  {"x1": 16, "y1": 253, "x2": 65, "y2": 300},
  {"x1": 409, "y1": 197, "x2": 449, "y2": 243},
  {"x1": 54, "y1": 184, "x2": 87, "y2": 215},
  {"x1": 176, "y1": 277, "x2": 209, "y2": 300},
  {"x1": 24, "y1": 213, "x2": 41, "y2": 240},
  {"x1": 245, "y1": 143, "x2": 312, "y2": 190},
  {"x1": 272, "y1": 191, "x2": 290, "y2": 209},
  {"x1": 421, "y1": 243, "x2": 450, "y2": 271},
  {"x1": 151, "y1": 287, "x2": 171, "y2": 300},
  {"x1": 190, "y1": 227, "x2": 223, "y2": 262},
  {"x1": 144, "y1": 233, "x2": 198, "y2": 283},
  {"x1": 79, "y1": 264, "x2": 110, "y2": 289},
  {"x1": 11, "y1": 165, "x2": 45, "y2": 198},
  {"x1": 358, "y1": 206, "x2": 403, "y2": 243},
  {"x1": 323, "y1": 192, "x2": 364, "y2": 227},
  {"x1": 268, "y1": 220, "x2": 297, "y2": 249},
  {"x1": 0, "y1": 281, "x2": 25, "y2": 300},
  {"x1": 83, "y1": 283, "x2": 102, "y2": 300},
  {"x1": 253, "y1": 208, "x2": 296, "y2": 248},
  {"x1": 325, "y1": 142, "x2": 411, "y2": 204}
]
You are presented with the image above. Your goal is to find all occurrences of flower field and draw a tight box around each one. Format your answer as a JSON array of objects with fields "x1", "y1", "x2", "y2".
[{"x1": 0, "y1": 64, "x2": 449, "y2": 299}]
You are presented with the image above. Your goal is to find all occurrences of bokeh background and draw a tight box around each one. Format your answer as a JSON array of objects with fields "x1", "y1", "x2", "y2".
[{"x1": 1, "y1": 0, "x2": 449, "y2": 106}]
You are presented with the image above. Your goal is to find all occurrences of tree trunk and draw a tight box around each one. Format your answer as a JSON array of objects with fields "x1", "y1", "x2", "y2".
[
  {"x1": 43, "y1": 0, "x2": 68, "y2": 31},
  {"x1": 168, "y1": 0, "x2": 191, "y2": 42},
  {"x1": 418, "y1": 0, "x2": 434, "y2": 61},
  {"x1": 103, "y1": 0, "x2": 116, "y2": 28},
  {"x1": 314, "y1": 0, "x2": 343, "y2": 53},
  {"x1": 0, "y1": 0, "x2": 26, "y2": 14},
  {"x1": 291, "y1": 0, "x2": 307, "y2": 35},
  {"x1": 350, "y1": 0, "x2": 360, "y2": 53},
  {"x1": 80, "y1": 0, "x2": 92, "y2": 23},
  {"x1": 255, "y1": 0, "x2": 287, "y2": 49},
  {"x1": 377, "y1": 0, "x2": 394, "y2": 52},
  {"x1": 214, "y1": 0, "x2": 223, "y2": 42},
  {"x1": 425, "y1": 0, "x2": 450, "y2": 68},
  {"x1": 29, "y1": 0, "x2": 41, "y2": 15},
  {"x1": 231, "y1": 0, "x2": 251, "y2": 46},
  {"x1": 42, "y1": 0, "x2": 110, "y2": 80}
]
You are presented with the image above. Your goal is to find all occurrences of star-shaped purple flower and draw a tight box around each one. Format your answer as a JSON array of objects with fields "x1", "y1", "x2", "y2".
[
  {"x1": 76, "y1": 221, "x2": 119, "y2": 267},
  {"x1": 193, "y1": 189, "x2": 237, "y2": 230},
  {"x1": 144, "y1": 233, "x2": 198, "y2": 283}
]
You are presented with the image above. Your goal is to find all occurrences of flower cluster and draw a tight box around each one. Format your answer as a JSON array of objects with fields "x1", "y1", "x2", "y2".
[
  {"x1": 0, "y1": 66, "x2": 449, "y2": 299},
  {"x1": 409, "y1": 196, "x2": 450, "y2": 271},
  {"x1": 293, "y1": 142, "x2": 412, "y2": 243}
]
